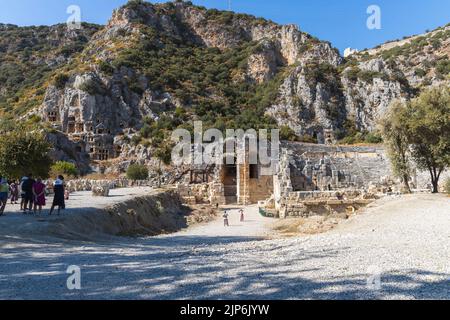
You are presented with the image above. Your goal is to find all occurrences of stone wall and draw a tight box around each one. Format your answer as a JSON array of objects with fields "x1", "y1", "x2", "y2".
[
  {"x1": 66, "y1": 178, "x2": 152, "y2": 193},
  {"x1": 279, "y1": 190, "x2": 377, "y2": 218},
  {"x1": 248, "y1": 175, "x2": 274, "y2": 204},
  {"x1": 283, "y1": 142, "x2": 393, "y2": 191},
  {"x1": 176, "y1": 183, "x2": 210, "y2": 205}
]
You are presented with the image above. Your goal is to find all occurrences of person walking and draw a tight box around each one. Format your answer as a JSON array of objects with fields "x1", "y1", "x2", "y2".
[
  {"x1": 240, "y1": 209, "x2": 245, "y2": 222},
  {"x1": 9, "y1": 180, "x2": 19, "y2": 204},
  {"x1": 223, "y1": 210, "x2": 229, "y2": 227},
  {"x1": 49, "y1": 175, "x2": 65, "y2": 216},
  {"x1": 19, "y1": 175, "x2": 28, "y2": 211},
  {"x1": 21, "y1": 174, "x2": 35, "y2": 213},
  {"x1": 32, "y1": 178, "x2": 46, "y2": 215},
  {"x1": 0, "y1": 177, "x2": 9, "y2": 216}
]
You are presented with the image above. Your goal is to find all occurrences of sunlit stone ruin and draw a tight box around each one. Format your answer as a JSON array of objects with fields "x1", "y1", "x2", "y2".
[{"x1": 175, "y1": 132, "x2": 414, "y2": 218}]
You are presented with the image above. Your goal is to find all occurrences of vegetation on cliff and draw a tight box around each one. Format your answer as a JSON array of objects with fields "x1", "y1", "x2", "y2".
[{"x1": 0, "y1": 23, "x2": 101, "y2": 116}]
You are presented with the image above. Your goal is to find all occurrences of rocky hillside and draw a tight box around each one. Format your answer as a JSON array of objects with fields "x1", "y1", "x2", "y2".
[
  {"x1": 339, "y1": 24, "x2": 450, "y2": 133},
  {"x1": 0, "y1": 0, "x2": 448, "y2": 174},
  {"x1": 0, "y1": 23, "x2": 101, "y2": 116}
]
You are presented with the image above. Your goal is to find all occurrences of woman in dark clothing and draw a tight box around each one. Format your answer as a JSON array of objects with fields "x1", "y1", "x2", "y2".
[{"x1": 49, "y1": 175, "x2": 65, "y2": 215}]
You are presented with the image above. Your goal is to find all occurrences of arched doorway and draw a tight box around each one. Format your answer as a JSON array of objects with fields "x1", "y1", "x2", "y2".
[{"x1": 222, "y1": 163, "x2": 237, "y2": 204}]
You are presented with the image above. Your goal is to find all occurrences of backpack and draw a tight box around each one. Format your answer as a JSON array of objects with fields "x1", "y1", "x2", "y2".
[
  {"x1": 21, "y1": 179, "x2": 33, "y2": 193},
  {"x1": 0, "y1": 183, "x2": 8, "y2": 193}
]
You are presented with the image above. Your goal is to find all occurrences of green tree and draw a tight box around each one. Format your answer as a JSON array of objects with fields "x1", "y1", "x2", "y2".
[
  {"x1": 153, "y1": 143, "x2": 173, "y2": 188},
  {"x1": 0, "y1": 129, "x2": 52, "y2": 179},
  {"x1": 380, "y1": 101, "x2": 413, "y2": 193},
  {"x1": 126, "y1": 164, "x2": 149, "y2": 181},
  {"x1": 50, "y1": 161, "x2": 78, "y2": 178},
  {"x1": 404, "y1": 86, "x2": 450, "y2": 193}
]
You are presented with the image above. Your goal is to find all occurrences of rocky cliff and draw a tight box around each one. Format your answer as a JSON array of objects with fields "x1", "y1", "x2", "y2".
[{"x1": 0, "y1": 0, "x2": 448, "y2": 174}]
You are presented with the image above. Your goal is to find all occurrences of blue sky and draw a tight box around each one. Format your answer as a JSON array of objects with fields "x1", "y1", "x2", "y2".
[{"x1": 0, "y1": 0, "x2": 449, "y2": 53}]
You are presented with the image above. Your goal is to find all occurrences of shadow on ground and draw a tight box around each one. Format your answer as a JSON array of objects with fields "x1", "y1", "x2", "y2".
[{"x1": 0, "y1": 234, "x2": 448, "y2": 300}]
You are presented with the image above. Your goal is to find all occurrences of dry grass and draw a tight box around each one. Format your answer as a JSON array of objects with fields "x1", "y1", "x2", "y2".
[
  {"x1": 272, "y1": 213, "x2": 350, "y2": 238},
  {"x1": 186, "y1": 205, "x2": 219, "y2": 226}
]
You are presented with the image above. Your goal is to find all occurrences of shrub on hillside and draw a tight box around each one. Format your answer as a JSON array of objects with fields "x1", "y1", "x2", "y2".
[
  {"x1": 436, "y1": 58, "x2": 450, "y2": 76},
  {"x1": 414, "y1": 68, "x2": 427, "y2": 78},
  {"x1": 279, "y1": 125, "x2": 298, "y2": 142},
  {"x1": 54, "y1": 73, "x2": 69, "y2": 89},
  {"x1": 126, "y1": 164, "x2": 149, "y2": 181},
  {"x1": 50, "y1": 161, "x2": 78, "y2": 178},
  {"x1": 364, "y1": 132, "x2": 383, "y2": 144},
  {"x1": 99, "y1": 61, "x2": 114, "y2": 75}
]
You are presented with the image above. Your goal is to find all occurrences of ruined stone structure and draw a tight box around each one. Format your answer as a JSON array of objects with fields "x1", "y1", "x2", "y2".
[
  {"x1": 269, "y1": 142, "x2": 393, "y2": 217},
  {"x1": 284, "y1": 142, "x2": 392, "y2": 192},
  {"x1": 187, "y1": 140, "x2": 393, "y2": 215},
  {"x1": 181, "y1": 140, "x2": 394, "y2": 210},
  {"x1": 208, "y1": 140, "x2": 275, "y2": 205},
  {"x1": 65, "y1": 178, "x2": 152, "y2": 193},
  {"x1": 278, "y1": 190, "x2": 376, "y2": 219},
  {"x1": 41, "y1": 84, "x2": 123, "y2": 164},
  {"x1": 171, "y1": 136, "x2": 277, "y2": 206}
]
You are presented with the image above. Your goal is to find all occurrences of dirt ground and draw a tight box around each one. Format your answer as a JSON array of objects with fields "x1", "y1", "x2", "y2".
[
  {"x1": 1, "y1": 192, "x2": 449, "y2": 299},
  {"x1": 271, "y1": 212, "x2": 351, "y2": 238}
]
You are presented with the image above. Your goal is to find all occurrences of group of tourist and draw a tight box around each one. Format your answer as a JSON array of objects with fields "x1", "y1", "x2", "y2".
[
  {"x1": 222, "y1": 209, "x2": 245, "y2": 227},
  {"x1": 0, "y1": 174, "x2": 66, "y2": 217}
]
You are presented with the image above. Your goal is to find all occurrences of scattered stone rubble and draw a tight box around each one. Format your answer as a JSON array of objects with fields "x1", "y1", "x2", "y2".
[
  {"x1": 66, "y1": 179, "x2": 152, "y2": 193},
  {"x1": 92, "y1": 185, "x2": 110, "y2": 197}
]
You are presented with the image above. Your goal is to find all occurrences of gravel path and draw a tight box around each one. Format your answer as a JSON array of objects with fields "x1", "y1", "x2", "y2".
[
  {"x1": 175, "y1": 205, "x2": 273, "y2": 239},
  {"x1": 0, "y1": 193, "x2": 449, "y2": 300}
]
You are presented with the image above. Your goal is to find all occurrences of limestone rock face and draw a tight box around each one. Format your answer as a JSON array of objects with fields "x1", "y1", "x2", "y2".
[
  {"x1": 267, "y1": 64, "x2": 346, "y2": 137},
  {"x1": 39, "y1": 64, "x2": 174, "y2": 172},
  {"x1": 46, "y1": 131, "x2": 91, "y2": 174},
  {"x1": 247, "y1": 40, "x2": 280, "y2": 83},
  {"x1": 339, "y1": 57, "x2": 409, "y2": 131},
  {"x1": 298, "y1": 41, "x2": 343, "y2": 67},
  {"x1": 342, "y1": 77, "x2": 405, "y2": 131},
  {"x1": 251, "y1": 24, "x2": 311, "y2": 65}
]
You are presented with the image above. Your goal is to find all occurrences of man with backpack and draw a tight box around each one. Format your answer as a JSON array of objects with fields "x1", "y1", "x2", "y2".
[{"x1": 21, "y1": 174, "x2": 35, "y2": 213}]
